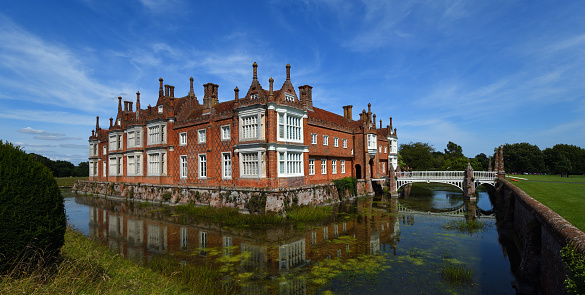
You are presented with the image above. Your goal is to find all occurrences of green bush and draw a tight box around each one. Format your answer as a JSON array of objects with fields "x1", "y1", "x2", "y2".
[
  {"x1": 0, "y1": 141, "x2": 66, "y2": 273},
  {"x1": 562, "y1": 243, "x2": 585, "y2": 294},
  {"x1": 332, "y1": 177, "x2": 358, "y2": 199}
]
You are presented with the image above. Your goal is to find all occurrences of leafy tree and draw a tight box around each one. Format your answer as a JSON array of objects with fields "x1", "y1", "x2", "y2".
[
  {"x1": 474, "y1": 153, "x2": 489, "y2": 171},
  {"x1": 554, "y1": 155, "x2": 573, "y2": 177},
  {"x1": 544, "y1": 144, "x2": 585, "y2": 175},
  {"x1": 73, "y1": 161, "x2": 89, "y2": 177},
  {"x1": 444, "y1": 141, "x2": 464, "y2": 160},
  {"x1": 0, "y1": 141, "x2": 66, "y2": 273},
  {"x1": 502, "y1": 143, "x2": 546, "y2": 173},
  {"x1": 398, "y1": 142, "x2": 435, "y2": 170}
]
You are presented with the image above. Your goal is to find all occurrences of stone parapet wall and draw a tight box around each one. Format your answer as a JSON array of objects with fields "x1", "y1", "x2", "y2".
[
  {"x1": 494, "y1": 179, "x2": 585, "y2": 294},
  {"x1": 73, "y1": 180, "x2": 357, "y2": 213}
]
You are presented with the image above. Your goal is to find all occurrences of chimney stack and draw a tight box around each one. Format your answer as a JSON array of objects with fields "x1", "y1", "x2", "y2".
[
  {"x1": 380, "y1": 119, "x2": 382, "y2": 129},
  {"x1": 203, "y1": 83, "x2": 219, "y2": 108},
  {"x1": 234, "y1": 86, "x2": 239, "y2": 101},
  {"x1": 189, "y1": 77, "x2": 194, "y2": 95},
  {"x1": 299, "y1": 85, "x2": 313, "y2": 110},
  {"x1": 373, "y1": 114, "x2": 376, "y2": 127},
  {"x1": 164, "y1": 84, "x2": 170, "y2": 97},
  {"x1": 286, "y1": 64, "x2": 291, "y2": 81},
  {"x1": 129, "y1": 101, "x2": 133, "y2": 112},
  {"x1": 269, "y1": 77, "x2": 274, "y2": 99},
  {"x1": 136, "y1": 92, "x2": 141, "y2": 119},
  {"x1": 96, "y1": 116, "x2": 100, "y2": 131},
  {"x1": 109, "y1": 117, "x2": 113, "y2": 127},
  {"x1": 342, "y1": 105, "x2": 353, "y2": 120},
  {"x1": 170, "y1": 85, "x2": 175, "y2": 98},
  {"x1": 253, "y1": 62, "x2": 258, "y2": 80},
  {"x1": 159, "y1": 78, "x2": 164, "y2": 97},
  {"x1": 118, "y1": 96, "x2": 122, "y2": 112}
]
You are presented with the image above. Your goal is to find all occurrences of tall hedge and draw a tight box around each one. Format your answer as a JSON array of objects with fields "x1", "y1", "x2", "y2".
[{"x1": 0, "y1": 141, "x2": 66, "y2": 272}]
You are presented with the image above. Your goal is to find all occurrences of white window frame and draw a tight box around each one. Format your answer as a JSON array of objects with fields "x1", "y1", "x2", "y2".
[
  {"x1": 103, "y1": 162, "x2": 107, "y2": 177},
  {"x1": 323, "y1": 135, "x2": 329, "y2": 146},
  {"x1": 147, "y1": 122, "x2": 166, "y2": 145},
  {"x1": 222, "y1": 152, "x2": 232, "y2": 179},
  {"x1": 198, "y1": 129, "x2": 206, "y2": 144},
  {"x1": 198, "y1": 154, "x2": 207, "y2": 178},
  {"x1": 239, "y1": 108, "x2": 265, "y2": 141},
  {"x1": 284, "y1": 92, "x2": 295, "y2": 102},
  {"x1": 127, "y1": 155, "x2": 135, "y2": 176},
  {"x1": 239, "y1": 148, "x2": 266, "y2": 178},
  {"x1": 321, "y1": 159, "x2": 327, "y2": 174},
  {"x1": 221, "y1": 125, "x2": 230, "y2": 141},
  {"x1": 343, "y1": 139, "x2": 347, "y2": 148},
  {"x1": 277, "y1": 111, "x2": 302, "y2": 143},
  {"x1": 332, "y1": 159, "x2": 337, "y2": 174},
  {"x1": 311, "y1": 133, "x2": 317, "y2": 145},
  {"x1": 341, "y1": 160, "x2": 346, "y2": 174},
  {"x1": 127, "y1": 131, "x2": 135, "y2": 149},
  {"x1": 180, "y1": 132, "x2": 187, "y2": 146},
  {"x1": 367, "y1": 134, "x2": 377, "y2": 150},
  {"x1": 180, "y1": 155, "x2": 188, "y2": 179},
  {"x1": 277, "y1": 150, "x2": 303, "y2": 177},
  {"x1": 147, "y1": 150, "x2": 166, "y2": 176},
  {"x1": 384, "y1": 146, "x2": 387, "y2": 153},
  {"x1": 158, "y1": 105, "x2": 163, "y2": 114},
  {"x1": 334, "y1": 137, "x2": 339, "y2": 147},
  {"x1": 308, "y1": 159, "x2": 315, "y2": 175}
]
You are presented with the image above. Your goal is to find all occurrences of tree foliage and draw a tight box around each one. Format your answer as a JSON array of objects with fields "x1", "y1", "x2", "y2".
[
  {"x1": 0, "y1": 141, "x2": 66, "y2": 273},
  {"x1": 398, "y1": 142, "x2": 435, "y2": 170},
  {"x1": 543, "y1": 144, "x2": 585, "y2": 176},
  {"x1": 29, "y1": 153, "x2": 88, "y2": 177},
  {"x1": 501, "y1": 143, "x2": 546, "y2": 173}
]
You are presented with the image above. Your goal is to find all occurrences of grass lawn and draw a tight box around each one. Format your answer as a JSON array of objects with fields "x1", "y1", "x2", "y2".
[
  {"x1": 1, "y1": 228, "x2": 228, "y2": 294},
  {"x1": 55, "y1": 176, "x2": 88, "y2": 187},
  {"x1": 507, "y1": 174, "x2": 585, "y2": 231}
]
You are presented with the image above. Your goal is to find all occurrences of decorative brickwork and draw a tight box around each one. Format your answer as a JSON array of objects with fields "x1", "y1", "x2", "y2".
[{"x1": 86, "y1": 63, "x2": 398, "y2": 195}]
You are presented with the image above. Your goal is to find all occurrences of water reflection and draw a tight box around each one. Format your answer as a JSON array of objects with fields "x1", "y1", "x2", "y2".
[{"x1": 65, "y1": 184, "x2": 514, "y2": 294}]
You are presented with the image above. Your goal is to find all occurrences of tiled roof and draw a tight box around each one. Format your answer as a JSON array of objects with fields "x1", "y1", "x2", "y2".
[{"x1": 308, "y1": 107, "x2": 351, "y2": 128}]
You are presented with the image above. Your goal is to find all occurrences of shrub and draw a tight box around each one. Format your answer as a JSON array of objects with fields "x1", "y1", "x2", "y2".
[
  {"x1": 562, "y1": 243, "x2": 585, "y2": 294},
  {"x1": 0, "y1": 141, "x2": 66, "y2": 273},
  {"x1": 332, "y1": 177, "x2": 358, "y2": 199}
]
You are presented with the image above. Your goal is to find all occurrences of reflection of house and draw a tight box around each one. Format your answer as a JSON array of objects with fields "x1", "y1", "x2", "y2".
[
  {"x1": 88, "y1": 63, "x2": 398, "y2": 190},
  {"x1": 85, "y1": 197, "x2": 400, "y2": 280}
]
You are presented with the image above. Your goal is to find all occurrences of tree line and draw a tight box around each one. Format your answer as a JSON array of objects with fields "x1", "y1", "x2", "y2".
[
  {"x1": 399, "y1": 142, "x2": 584, "y2": 176},
  {"x1": 29, "y1": 153, "x2": 89, "y2": 178}
]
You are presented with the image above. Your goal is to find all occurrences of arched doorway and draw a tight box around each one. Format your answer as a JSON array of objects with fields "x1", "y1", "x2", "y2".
[{"x1": 355, "y1": 164, "x2": 362, "y2": 179}]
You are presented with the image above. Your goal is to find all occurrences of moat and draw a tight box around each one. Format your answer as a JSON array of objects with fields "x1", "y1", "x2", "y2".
[{"x1": 64, "y1": 184, "x2": 516, "y2": 294}]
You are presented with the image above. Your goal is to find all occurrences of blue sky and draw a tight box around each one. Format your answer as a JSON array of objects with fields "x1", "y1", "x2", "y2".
[{"x1": 1, "y1": 0, "x2": 584, "y2": 164}]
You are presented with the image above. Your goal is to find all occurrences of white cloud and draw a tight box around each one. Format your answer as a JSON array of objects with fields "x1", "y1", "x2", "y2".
[{"x1": 0, "y1": 109, "x2": 96, "y2": 126}]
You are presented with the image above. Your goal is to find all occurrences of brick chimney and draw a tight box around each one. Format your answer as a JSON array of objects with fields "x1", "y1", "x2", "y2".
[
  {"x1": 269, "y1": 77, "x2": 274, "y2": 100},
  {"x1": 136, "y1": 92, "x2": 141, "y2": 119},
  {"x1": 159, "y1": 78, "x2": 163, "y2": 97},
  {"x1": 118, "y1": 96, "x2": 122, "y2": 113},
  {"x1": 253, "y1": 62, "x2": 258, "y2": 80},
  {"x1": 286, "y1": 64, "x2": 291, "y2": 81},
  {"x1": 299, "y1": 85, "x2": 313, "y2": 110},
  {"x1": 164, "y1": 84, "x2": 170, "y2": 97},
  {"x1": 342, "y1": 105, "x2": 353, "y2": 120},
  {"x1": 96, "y1": 116, "x2": 100, "y2": 131},
  {"x1": 203, "y1": 83, "x2": 219, "y2": 108},
  {"x1": 189, "y1": 77, "x2": 195, "y2": 96},
  {"x1": 234, "y1": 86, "x2": 239, "y2": 101}
]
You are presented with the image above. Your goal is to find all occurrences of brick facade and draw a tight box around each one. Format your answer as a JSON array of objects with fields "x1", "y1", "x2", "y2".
[{"x1": 88, "y1": 63, "x2": 399, "y2": 190}]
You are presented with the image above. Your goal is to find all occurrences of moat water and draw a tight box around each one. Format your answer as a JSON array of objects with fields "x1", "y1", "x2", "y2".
[{"x1": 64, "y1": 184, "x2": 516, "y2": 294}]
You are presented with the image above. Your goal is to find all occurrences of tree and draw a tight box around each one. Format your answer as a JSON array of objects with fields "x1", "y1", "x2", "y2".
[
  {"x1": 73, "y1": 161, "x2": 89, "y2": 177},
  {"x1": 544, "y1": 144, "x2": 585, "y2": 175},
  {"x1": 502, "y1": 143, "x2": 546, "y2": 173},
  {"x1": 0, "y1": 141, "x2": 66, "y2": 273},
  {"x1": 399, "y1": 142, "x2": 435, "y2": 170},
  {"x1": 474, "y1": 153, "x2": 489, "y2": 171},
  {"x1": 444, "y1": 141, "x2": 464, "y2": 160}
]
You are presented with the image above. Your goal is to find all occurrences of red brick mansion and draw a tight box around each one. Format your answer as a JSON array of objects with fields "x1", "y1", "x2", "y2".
[{"x1": 88, "y1": 63, "x2": 398, "y2": 189}]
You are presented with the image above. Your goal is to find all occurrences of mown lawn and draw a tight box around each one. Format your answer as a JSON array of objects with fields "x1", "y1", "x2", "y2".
[{"x1": 507, "y1": 174, "x2": 585, "y2": 231}]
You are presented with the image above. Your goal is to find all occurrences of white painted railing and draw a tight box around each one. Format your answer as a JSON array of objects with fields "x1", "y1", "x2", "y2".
[{"x1": 395, "y1": 171, "x2": 497, "y2": 181}]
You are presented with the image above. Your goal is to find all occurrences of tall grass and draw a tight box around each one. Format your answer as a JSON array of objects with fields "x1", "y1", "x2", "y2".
[
  {"x1": 0, "y1": 228, "x2": 226, "y2": 294},
  {"x1": 440, "y1": 264, "x2": 473, "y2": 284}
]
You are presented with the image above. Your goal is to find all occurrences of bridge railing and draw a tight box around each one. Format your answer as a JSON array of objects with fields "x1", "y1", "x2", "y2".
[
  {"x1": 473, "y1": 171, "x2": 498, "y2": 180},
  {"x1": 396, "y1": 171, "x2": 465, "y2": 179},
  {"x1": 396, "y1": 171, "x2": 497, "y2": 180}
]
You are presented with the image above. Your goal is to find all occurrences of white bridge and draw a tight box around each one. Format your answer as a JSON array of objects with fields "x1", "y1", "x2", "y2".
[{"x1": 393, "y1": 171, "x2": 498, "y2": 191}]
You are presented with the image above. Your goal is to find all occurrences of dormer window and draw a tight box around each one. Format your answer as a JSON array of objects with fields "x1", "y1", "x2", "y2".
[
  {"x1": 250, "y1": 93, "x2": 258, "y2": 99},
  {"x1": 117, "y1": 118, "x2": 121, "y2": 126},
  {"x1": 158, "y1": 105, "x2": 163, "y2": 114},
  {"x1": 285, "y1": 93, "x2": 295, "y2": 102}
]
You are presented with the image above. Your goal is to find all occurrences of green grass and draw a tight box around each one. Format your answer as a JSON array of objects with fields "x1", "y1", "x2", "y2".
[
  {"x1": 507, "y1": 174, "x2": 585, "y2": 231},
  {"x1": 55, "y1": 176, "x2": 88, "y2": 187},
  {"x1": 0, "y1": 228, "x2": 228, "y2": 294}
]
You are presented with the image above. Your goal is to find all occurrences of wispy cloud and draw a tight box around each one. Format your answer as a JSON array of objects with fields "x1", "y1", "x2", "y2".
[
  {"x1": 18, "y1": 127, "x2": 64, "y2": 136},
  {"x1": 0, "y1": 109, "x2": 96, "y2": 126},
  {"x1": 0, "y1": 17, "x2": 116, "y2": 113}
]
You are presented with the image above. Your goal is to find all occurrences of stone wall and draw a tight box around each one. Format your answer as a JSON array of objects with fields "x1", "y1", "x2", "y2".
[
  {"x1": 493, "y1": 179, "x2": 585, "y2": 294},
  {"x1": 73, "y1": 180, "x2": 360, "y2": 213}
]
